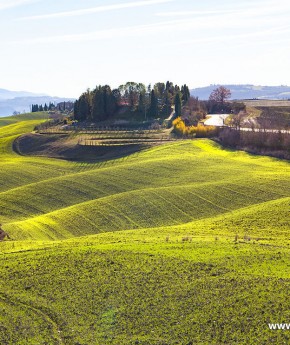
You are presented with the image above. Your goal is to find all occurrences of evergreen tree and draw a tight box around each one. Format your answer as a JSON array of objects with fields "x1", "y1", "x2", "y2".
[
  {"x1": 164, "y1": 90, "x2": 172, "y2": 117},
  {"x1": 102, "y1": 85, "x2": 113, "y2": 116},
  {"x1": 138, "y1": 92, "x2": 145, "y2": 113},
  {"x1": 174, "y1": 93, "x2": 182, "y2": 117},
  {"x1": 76, "y1": 93, "x2": 90, "y2": 121},
  {"x1": 112, "y1": 89, "x2": 121, "y2": 106},
  {"x1": 181, "y1": 84, "x2": 190, "y2": 103},
  {"x1": 92, "y1": 86, "x2": 106, "y2": 121},
  {"x1": 154, "y1": 82, "x2": 165, "y2": 99},
  {"x1": 148, "y1": 90, "x2": 158, "y2": 118},
  {"x1": 105, "y1": 89, "x2": 118, "y2": 116},
  {"x1": 73, "y1": 100, "x2": 79, "y2": 119},
  {"x1": 44, "y1": 103, "x2": 48, "y2": 111}
]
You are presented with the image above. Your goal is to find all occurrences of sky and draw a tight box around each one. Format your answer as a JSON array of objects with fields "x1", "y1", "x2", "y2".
[{"x1": 0, "y1": 0, "x2": 290, "y2": 97}]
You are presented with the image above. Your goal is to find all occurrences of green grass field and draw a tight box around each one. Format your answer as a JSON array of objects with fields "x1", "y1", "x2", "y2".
[{"x1": 0, "y1": 113, "x2": 289, "y2": 344}]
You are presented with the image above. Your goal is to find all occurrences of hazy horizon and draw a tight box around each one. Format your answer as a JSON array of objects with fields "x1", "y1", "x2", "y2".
[
  {"x1": 2, "y1": 83, "x2": 290, "y2": 99},
  {"x1": 1, "y1": 0, "x2": 290, "y2": 97}
]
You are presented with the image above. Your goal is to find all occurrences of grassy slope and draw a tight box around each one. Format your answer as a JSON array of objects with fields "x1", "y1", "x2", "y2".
[{"x1": 0, "y1": 113, "x2": 289, "y2": 344}]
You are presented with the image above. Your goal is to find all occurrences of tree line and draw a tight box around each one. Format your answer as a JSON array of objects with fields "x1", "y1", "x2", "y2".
[
  {"x1": 31, "y1": 102, "x2": 55, "y2": 112},
  {"x1": 31, "y1": 101, "x2": 74, "y2": 113},
  {"x1": 73, "y1": 82, "x2": 190, "y2": 122}
]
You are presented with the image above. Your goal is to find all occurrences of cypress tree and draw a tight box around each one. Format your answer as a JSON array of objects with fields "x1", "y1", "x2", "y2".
[
  {"x1": 174, "y1": 93, "x2": 182, "y2": 117},
  {"x1": 164, "y1": 91, "x2": 172, "y2": 117},
  {"x1": 92, "y1": 87, "x2": 105, "y2": 121},
  {"x1": 77, "y1": 94, "x2": 90, "y2": 121},
  {"x1": 148, "y1": 90, "x2": 158, "y2": 118},
  {"x1": 73, "y1": 100, "x2": 79, "y2": 119},
  {"x1": 182, "y1": 84, "x2": 190, "y2": 103},
  {"x1": 105, "y1": 92, "x2": 117, "y2": 116},
  {"x1": 138, "y1": 92, "x2": 145, "y2": 113}
]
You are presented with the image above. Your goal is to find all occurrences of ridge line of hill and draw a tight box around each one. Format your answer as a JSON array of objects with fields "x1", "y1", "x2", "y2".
[
  {"x1": 4, "y1": 185, "x2": 289, "y2": 240},
  {"x1": 4, "y1": 196, "x2": 289, "y2": 251}
]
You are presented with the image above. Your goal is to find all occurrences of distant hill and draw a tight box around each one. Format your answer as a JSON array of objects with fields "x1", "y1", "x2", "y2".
[
  {"x1": 190, "y1": 85, "x2": 290, "y2": 100},
  {"x1": 0, "y1": 88, "x2": 75, "y2": 116},
  {"x1": 0, "y1": 88, "x2": 47, "y2": 100}
]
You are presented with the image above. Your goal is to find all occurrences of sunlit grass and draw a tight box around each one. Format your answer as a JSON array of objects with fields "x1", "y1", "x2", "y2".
[{"x1": 0, "y1": 113, "x2": 289, "y2": 344}]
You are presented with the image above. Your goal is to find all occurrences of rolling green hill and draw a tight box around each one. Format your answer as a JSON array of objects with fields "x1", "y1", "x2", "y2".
[{"x1": 0, "y1": 113, "x2": 289, "y2": 344}]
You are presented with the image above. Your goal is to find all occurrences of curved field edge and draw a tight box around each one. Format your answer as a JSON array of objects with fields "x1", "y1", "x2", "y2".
[
  {"x1": 4, "y1": 178, "x2": 290, "y2": 241},
  {"x1": 1, "y1": 196, "x2": 289, "y2": 254}
]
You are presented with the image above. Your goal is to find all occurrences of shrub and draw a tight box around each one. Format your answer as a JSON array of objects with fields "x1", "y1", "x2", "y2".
[
  {"x1": 172, "y1": 117, "x2": 186, "y2": 136},
  {"x1": 194, "y1": 125, "x2": 218, "y2": 138},
  {"x1": 173, "y1": 118, "x2": 218, "y2": 138}
]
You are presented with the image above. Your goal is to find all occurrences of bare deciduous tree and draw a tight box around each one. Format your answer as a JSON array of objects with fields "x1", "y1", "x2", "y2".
[{"x1": 209, "y1": 86, "x2": 231, "y2": 104}]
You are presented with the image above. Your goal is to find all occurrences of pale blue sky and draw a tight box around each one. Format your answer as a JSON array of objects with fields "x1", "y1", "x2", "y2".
[{"x1": 1, "y1": 0, "x2": 290, "y2": 97}]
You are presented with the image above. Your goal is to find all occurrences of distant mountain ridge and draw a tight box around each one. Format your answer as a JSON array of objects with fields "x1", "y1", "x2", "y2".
[
  {"x1": 0, "y1": 88, "x2": 47, "y2": 100},
  {"x1": 190, "y1": 84, "x2": 290, "y2": 100},
  {"x1": 0, "y1": 88, "x2": 75, "y2": 117}
]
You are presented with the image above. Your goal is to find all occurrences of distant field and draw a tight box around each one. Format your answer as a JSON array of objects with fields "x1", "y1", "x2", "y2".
[
  {"x1": 240, "y1": 100, "x2": 290, "y2": 128},
  {"x1": 242, "y1": 99, "x2": 290, "y2": 107},
  {"x1": 0, "y1": 113, "x2": 289, "y2": 344}
]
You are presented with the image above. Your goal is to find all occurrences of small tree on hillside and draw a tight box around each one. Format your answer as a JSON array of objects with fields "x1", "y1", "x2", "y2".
[{"x1": 229, "y1": 111, "x2": 247, "y2": 131}]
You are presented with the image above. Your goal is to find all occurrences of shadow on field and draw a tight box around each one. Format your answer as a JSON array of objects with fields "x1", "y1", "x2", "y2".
[{"x1": 13, "y1": 133, "x2": 149, "y2": 162}]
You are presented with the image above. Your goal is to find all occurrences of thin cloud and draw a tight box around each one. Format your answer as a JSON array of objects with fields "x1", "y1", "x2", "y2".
[
  {"x1": 12, "y1": 19, "x2": 185, "y2": 44},
  {"x1": 156, "y1": 9, "x2": 239, "y2": 17},
  {"x1": 12, "y1": 17, "x2": 290, "y2": 46},
  {"x1": 0, "y1": 0, "x2": 37, "y2": 10},
  {"x1": 19, "y1": 0, "x2": 174, "y2": 20},
  {"x1": 168, "y1": 25, "x2": 290, "y2": 47},
  {"x1": 156, "y1": 0, "x2": 290, "y2": 18}
]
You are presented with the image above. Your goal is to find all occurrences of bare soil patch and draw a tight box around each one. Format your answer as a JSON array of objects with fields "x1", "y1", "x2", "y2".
[{"x1": 13, "y1": 133, "x2": 147, "y2": 162}]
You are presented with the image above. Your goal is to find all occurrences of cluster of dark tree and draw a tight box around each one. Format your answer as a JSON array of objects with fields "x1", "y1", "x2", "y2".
[
  {"x1": 56, "y1": 101, "x2": 74, "y2": 112},
  {"x1": 73, "y1": 82, "x2": 191, "y2": 122},
  {"x1": 205, "y1": 100, "x2": 246, "y2": 114},
  {"x1": 31, "y1": 102, "x2": 55, "y2": 112},
  {"x1": 31, "y1": 101, "x2": 75, "y2": 113}
]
